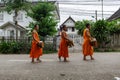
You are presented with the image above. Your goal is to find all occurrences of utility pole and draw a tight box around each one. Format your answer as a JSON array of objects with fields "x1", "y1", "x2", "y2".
[
  {"x1": 101, "y1": 0, "x2": 103, "y2": 19},
  {"x1": 95, "y1": 10, "x2": 98, "y2": 21}
]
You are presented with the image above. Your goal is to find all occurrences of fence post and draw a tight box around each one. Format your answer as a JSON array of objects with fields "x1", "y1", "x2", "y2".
[{"x1": 2, "y1": 37, "x2": 5, "y2": 42}]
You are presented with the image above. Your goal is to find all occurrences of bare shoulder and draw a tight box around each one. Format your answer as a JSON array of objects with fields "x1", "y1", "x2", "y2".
[
  {"x1": 86, "y1": 28, "x2": 89, "y2": 31},
  {"x1": 32, "y1": 30, "x2": 36, "y2": 33},
  {"x1": 85, "y1": 28, "x2": 90, "y2": 33}
]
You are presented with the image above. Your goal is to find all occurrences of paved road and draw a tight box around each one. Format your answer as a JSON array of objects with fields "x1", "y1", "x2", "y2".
[{"x1": 0, "y1": 52, "x2": 120, "y2": 80}]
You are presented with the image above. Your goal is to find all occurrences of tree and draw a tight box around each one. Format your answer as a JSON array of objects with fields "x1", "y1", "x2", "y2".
[
  {"x1": 75, "y1": 19, "x2": 111, "y2": 48},
  {"x1": 27, "y1": 2, "x2": 58, "y2": 40},
  {"x1": 107, "y1": 19, "x2": 120, "y2": 35},
  {"x1": 75, "y1": 20, "x2": 94, "y2": 36},
  {"x1": 91, "y1": 20, "x2": 110, "y2": 48},
  {"x1": 0, "y1": 0, "x2": 31, "y2": 39}
]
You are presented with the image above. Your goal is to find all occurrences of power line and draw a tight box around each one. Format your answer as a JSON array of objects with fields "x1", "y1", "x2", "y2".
[
  {"x1": 61, "y1": 13, "x2": 110, "y2": 19},
  {"x1": 60, "y1": 8, "x2": 115, "y2": 13},
  {"x1": 59, "y1": 3, "x2": 120, "y2": 6},
  {"x1": 57, "y1": 0, "x2": 120, "y2": 6},
  {"x1": 60, "y1": 9, "x2": 113, "y2": 15},
  {"x1": 56, "y1": 0, "x2": 120, "y2": 2},
  {"x1": 61, "y1": 10, "x2": 111, "y2": 16}
]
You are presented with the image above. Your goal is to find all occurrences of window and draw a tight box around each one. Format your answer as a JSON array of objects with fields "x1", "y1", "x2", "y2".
[
  {"x1": 17, "y1": 13, "x2": 23, "y2": 21},
  {"x1": 0, "y1": 13, "x2": 4, "y2": 21},
  {"x1": 10, "y1": 30, "x2": 14, "y2": 39},
  {"x1": 72, "y1": 27, "x2": 75, "y2": 32}
]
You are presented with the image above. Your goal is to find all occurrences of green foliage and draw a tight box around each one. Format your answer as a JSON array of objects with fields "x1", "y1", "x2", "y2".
[
  {"x1": 108, "y1": 21, "x2": 120, "y2": 35},
  {"x1": 75, "y1": 19, "x2": 120, "y2": 49},
  {"x1": 27, "y1": 2, "x2": 55, "y2": 21},
  {"x1": 75, "y1": 20, "x2": 94, "y2": 36},
  {"x1": 0, "y1": 42, "x2": 11, "y2": 53},
  {"x1": 0, "y1": 0, "x2": 30, "y2": 13},
  {"x1": 0, "y1": 41, "x2": 56, "y2": 54},
  {"x1": 27, "y1": 2, "x2": 58, "y2": 37},
  {"x1": 0, "y1": 41, "x2": 31, "y2": 54},
  {"x1": 43, "y1": 43, "x2": 57, "y2": 54},
  {"x1": 91, "y1": 20, "x2": 110, "y2": 48},
  {"x1": 37, "y1": 16, "x2": 57, "y2": 37}
]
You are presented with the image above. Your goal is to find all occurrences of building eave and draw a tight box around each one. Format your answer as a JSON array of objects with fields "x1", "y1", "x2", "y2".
[
  {"x1": 0, "y1": 22, "x2": 26, "y2": 31},
  {"x1": 107, "y1": 8, "x2": 120, "y2": 21},
  {"x1": 60, "y1": 16, "x2": 76, "y2": 27}
]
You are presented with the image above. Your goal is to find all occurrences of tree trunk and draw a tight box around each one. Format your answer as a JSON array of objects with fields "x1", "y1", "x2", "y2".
[{"x1": 13, "y1": 9, "x2": 18, "y2": 40}]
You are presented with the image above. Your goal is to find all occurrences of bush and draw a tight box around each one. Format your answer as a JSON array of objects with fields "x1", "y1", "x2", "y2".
[
  {"x1": 43, "y1": 42, "x2": 57, "y2": 54},
  {"x1": 0, "y1": 42, "x2": 11, "y2": 53},
  {"x1": 75, "y1": 20, "x2": 94, "y2": 36},
  {"x1": 0, "y1": 41, "x2": 31, "y2": 54},
  {"x1": 91, "y1": 20, "x2": 110, "y2": 48},
  {"x1": 0, "y1": 41, "x2": 56, "y2": 54}
]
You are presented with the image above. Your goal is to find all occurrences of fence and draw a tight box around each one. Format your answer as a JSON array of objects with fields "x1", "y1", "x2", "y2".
[
  {"x1": 108, "y1": 34, "x2": 120, "y2": 48},
  {"x1": 56, "y1": 34, "x2": 120, "y2": 52},
  {"x1": 55, "y1": 34, "x2": 83, "y2": 53},
  {"x1": 0, "y1": 33, "x2": 120, "y2": 54},
  {"x1": 0, "y1": 37, "x2": 56, "y2": 54}
]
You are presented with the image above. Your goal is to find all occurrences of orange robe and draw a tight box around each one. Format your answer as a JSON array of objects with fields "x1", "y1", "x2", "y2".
[
  {"x1": 83, "y1": 28, "x2": 93, "y2": 56},
  {"x1": 58, "y1": 31, "x2": 69, "y2": 58},
  {"x1": 30, "y1": 30, "x2": 42, "y2": 58}
]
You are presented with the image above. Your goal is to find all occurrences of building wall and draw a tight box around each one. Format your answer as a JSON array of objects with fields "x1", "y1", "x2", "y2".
[
  {"x1": 0, "y1": 11, "x2": 33, "y2": 28},
  {"x1": 62, "y1": 19, "x2": 78, "y2": 34},
  {"x1": 0, "y1": 0, "x2": 59, "y2": 38},
  {"x1": 64, "y1": 19, "x2": 75, "y2": 27},
  {"x1": 2, "y1": 26, "x2": 21, "y2": 39}
]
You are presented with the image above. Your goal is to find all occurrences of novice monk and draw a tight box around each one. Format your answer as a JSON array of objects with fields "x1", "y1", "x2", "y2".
[
  {"x1": 30, "y1": 24, "x2": 43, "y2": 63},
  {"x1": 82, "y1": 23, "x2": 94, "y2": 60},
  {"x1": 58, "y1": 25, "x2": 70, "y2": 62}
]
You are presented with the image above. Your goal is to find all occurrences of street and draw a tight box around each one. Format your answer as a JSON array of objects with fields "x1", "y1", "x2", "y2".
[{"x1": 0, "y1": 52, "x2": 120, "y2": 80}]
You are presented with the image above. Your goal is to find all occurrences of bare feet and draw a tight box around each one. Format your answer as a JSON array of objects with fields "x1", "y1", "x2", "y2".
[
  {"x1": 91, "y1": 57, "x2": 94, "y2": 60},
  {"x1": 83, "y1": 56, "x2": 87, "y2": 61},
  {"x1": 31, "y1": 60, "x2": 35, "y2": 63},
  {"x1": 64, "y1": 58, "x2": 69, "y2": 62},
  {"x1": 64, "y1": 60, "x2": 69, "y2": 62},
  {"x1": 58, "y1": 56, "x2": 61, "y2": 61},
  {"x1": 83, "y1": 58, "x2": 87, "y2": 61},
  {"x1": 31, "y1": 58, "x2": 35, "y2": 63},
  {"x1": 90, "y1": 56, "x2": 94, "y2": 60},
  {"x1": 37, "y1": 58, "x2": 42, "y2": 63}
]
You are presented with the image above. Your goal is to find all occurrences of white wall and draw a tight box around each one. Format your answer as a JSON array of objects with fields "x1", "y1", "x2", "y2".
[
  {"x1": 0, "y1": 12, "x2": 13, "y2": 25},
  {"x1": 3, "y1": 25, "x2": 21, "y2": 39},
  {"x1": 64, "y1": 19, "x2": 75, "y2": 27},
  {"x1": 0, "y1": 1, "x2": 59, "y2": 37},
  {"x1": 63, "y1": 18, "x2": 78, "y2": 34},
  {"x1": 0, "y1": 11, "x2": 33, "y2": 28},
  {"x1": 0, "y1": 29, "x2": 4, "y2": 36}
]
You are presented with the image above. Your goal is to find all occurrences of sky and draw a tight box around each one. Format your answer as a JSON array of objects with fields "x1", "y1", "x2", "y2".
[
  {"x1": 4, "y1": 0, "x2": 119, "y2": 25},
  {"x1": 56, "y1": 0, "x2": 120, "y2": 25}
]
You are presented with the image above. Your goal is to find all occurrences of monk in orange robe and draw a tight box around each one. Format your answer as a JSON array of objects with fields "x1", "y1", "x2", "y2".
[
  {"x1": 58, "y1": 25, "x2": 70, "y2": 62},
  {"x1": 82, "y1": 23, "x2": 94, "y2": 60},
  {"x1": 30, "y1": 24, "x2": 43, "y2": 63}
]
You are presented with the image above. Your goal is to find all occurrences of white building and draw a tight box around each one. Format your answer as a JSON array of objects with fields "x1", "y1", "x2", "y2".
[
  {"x1": 0, "y1": 22, "x2": 27, "y2": 39},
  {"x1": 56, "y1": 16, "x2": 83, "y2": 52},
  {"x1": 60, "y1": 16, "x2": 77, "y2": 34},
  {"x1": 0, "y1": 0, "x2": 60, "y2": 39}
]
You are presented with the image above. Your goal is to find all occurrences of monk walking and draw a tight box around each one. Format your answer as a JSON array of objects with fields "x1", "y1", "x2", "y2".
[
  {"x1": 30, "y1": 24, "x2": 43, "y2": 63},
  {"x1": 82, "y1": 23, "x2": 94, "y2": 60},
  {"x1": 58, "y1": 25, "x2": 70, "y2": 62}
]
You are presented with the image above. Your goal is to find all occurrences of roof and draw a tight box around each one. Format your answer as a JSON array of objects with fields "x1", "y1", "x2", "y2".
[
  {"x1": 107, "y1": 8, "x2": 120, "y2": 21},
  {"x1": 0, "y1": 22, "x2": 26, "y2": 31},
  {"x1": 0, "y1": 3, "x2": 4, "y2": 7},
  {"x1": 60, "y1": 16, "x2": 76, "y2": 27}
]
